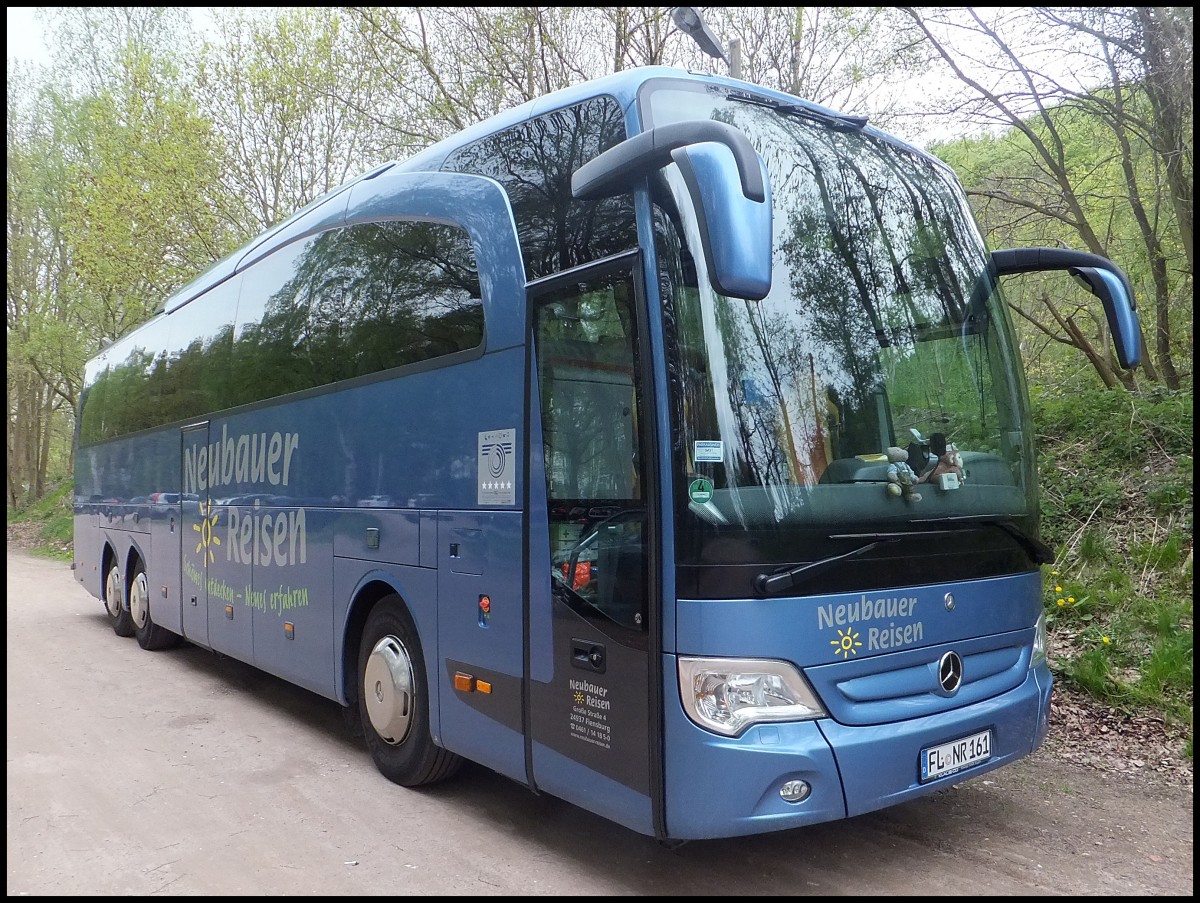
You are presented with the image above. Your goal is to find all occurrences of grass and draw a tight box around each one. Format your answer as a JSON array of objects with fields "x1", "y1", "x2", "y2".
[
  {"x1": 1033, "y1": 382, "x2": 1193, "y2": 760},
  {"x1": 7, "y1": 480, "x2": 74, "y2": 561}
]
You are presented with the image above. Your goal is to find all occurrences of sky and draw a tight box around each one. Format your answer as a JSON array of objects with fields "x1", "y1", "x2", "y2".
[
  {"x1": 5, "y1": 7, "x2": 993, "y2": 148},
  {"x1": 6, "y1": 7, "x2": 224, "y2": 69},
  {"x1": 7, "y1": 7, "x2": 51, "y2": 68}
]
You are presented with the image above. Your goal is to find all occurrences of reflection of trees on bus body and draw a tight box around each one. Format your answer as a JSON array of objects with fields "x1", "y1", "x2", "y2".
[
  {"x1": 81, "y1": 220, "x2": 485, "y2": 448},
  {"x1": 657, "y1": 90, "x2": 1020, "y2": 508},
  {"x1": 444, "y1": 95, "x2": 637, "y2": 279}
]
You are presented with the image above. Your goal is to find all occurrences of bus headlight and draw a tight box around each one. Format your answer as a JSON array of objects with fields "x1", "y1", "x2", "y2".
[
  {"x1": 1031, "y1": 610, "x2": 1048, "y2": 669},
  {"x1": 678, "y1": 657, "x2": 827, "y2": 737}
]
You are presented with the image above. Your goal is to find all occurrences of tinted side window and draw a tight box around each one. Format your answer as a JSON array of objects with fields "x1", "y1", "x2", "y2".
[
  {"x1": 79, "y1": 276, "x2": 238, "y2": 445},
  {"x1": 99, "y1": 321, "x2": 171, "y2": 438},
  {"x1": 231, "y1": 236, "x2": 319, "y2": 405},
  {"x1": 157, "y1": 276, "x2": 239, "y2": 426},
  {"x1": 79, "y1": 220, "x2": 484, "y2": 442},
  {"x1": 232, "y1": 220, "x2": 483, "y2": 406},
  {"x1": 330, "y1": 221, "x2": 483, "y2": 376},
  {"x1": 442, "y1": 95, "x2": 636, "y2": 280},
  {"x1": 79, "y1": 331, "x2": 163, "y2": 444},
  {"x1": 78, "y1": 359, "x2": 109, "y2": 446}
]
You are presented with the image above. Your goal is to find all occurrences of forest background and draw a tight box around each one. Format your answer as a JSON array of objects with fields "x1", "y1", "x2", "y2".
[{"x1": 6, "y1": 7, "x2": 1192, "y2": 761}]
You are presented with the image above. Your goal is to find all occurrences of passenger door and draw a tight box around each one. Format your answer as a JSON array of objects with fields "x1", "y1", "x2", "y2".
[{"x1": 527, "y1": 263, "x2": 658, "y2": 837}]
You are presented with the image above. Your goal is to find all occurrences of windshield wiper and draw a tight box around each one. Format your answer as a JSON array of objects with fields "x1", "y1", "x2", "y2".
[
  {"x1": 755, "y1": 537, "x2": 899, "y2": 595},
  {"x1": 725, "y1": 91, "x2": 868, "y2": 132},
  {"x1": 907, "y1": 516, "x2": 1054, "y2": 565},
  {"x1": 777, "y1": 103, "x2": 868, "y2": 132}
]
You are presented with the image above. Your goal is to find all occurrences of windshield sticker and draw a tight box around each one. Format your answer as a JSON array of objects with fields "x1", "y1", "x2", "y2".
[
  {"x1": 694, "y1": 440, "x2": 723, "y2": 463},
  {"x1": 688, "y1": 478, "x2": 714, "y2": 504},
  {"x1": 478, "y1": 429, "x2": 516, "y2": 505}
]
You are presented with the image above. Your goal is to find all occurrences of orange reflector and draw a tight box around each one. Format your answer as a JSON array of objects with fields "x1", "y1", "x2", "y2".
[
  {"x1": 475, "y1": 680, "x2": 492, "y2": 695},
  {"x1": 284, "y1": 622, "x2": 295, "y2": 639},
  {"x1": 454, "y1": 672, "x2": 473, "y2": 692},
  {"x1": 225, "y1": 605, "x2": 234, "y2": 620},
  {"x1": 479, "y1": 594, "x2": 491, "y2": 614}
]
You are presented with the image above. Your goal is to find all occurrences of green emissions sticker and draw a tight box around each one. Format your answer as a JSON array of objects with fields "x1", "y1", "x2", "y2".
[{"x1": 688, "y1": 478, "x2": 714, "y2": 504}]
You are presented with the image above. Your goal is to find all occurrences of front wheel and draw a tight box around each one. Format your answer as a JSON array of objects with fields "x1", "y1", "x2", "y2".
[
  {"x1": 104, "y1": 562, "x2": 135, "y2": 637},
  {"x1": 357, "y1": 596, "x2": 462, "y2": 786},
  {"x1": 130, "y1": 560, "x2": 179, "y2": 651}
]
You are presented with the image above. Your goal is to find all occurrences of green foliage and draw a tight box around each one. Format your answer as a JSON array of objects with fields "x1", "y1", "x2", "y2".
[
  {"x1": 931, "y1": 79, "x2": 1192, "y2": 392},
  {"x1": 1036, "y1": 383, "x2": 1193, "y2": 754},
  {"x1": 8, "y1": 481, "x2": 74, "y2": 561},
  {"x1": 1034, "y1": 385, "x2": 1193, "y2": 550}
]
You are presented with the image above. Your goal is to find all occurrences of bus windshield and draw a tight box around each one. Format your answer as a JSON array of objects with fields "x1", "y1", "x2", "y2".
[{"x1": 645, "y1": 83, "x2": 1036, "y2": 566}]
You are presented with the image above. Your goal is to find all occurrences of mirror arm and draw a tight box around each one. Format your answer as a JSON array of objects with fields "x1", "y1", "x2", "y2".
[
  {"x1": 991, "y1": 247, "x2": 1135, "y2": 304},
  {"x1": 571, "y1": 120, "x2": 764, "y2": 202},
  {"x1": 991, "y1": 247, "x2": 1140, "y2": 370}
]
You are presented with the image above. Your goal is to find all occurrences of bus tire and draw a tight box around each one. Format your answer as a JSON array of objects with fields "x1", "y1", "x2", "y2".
[
  {"x1": 104, "y1": 561, "x2": 135, "y2": 637},
  {"x1": 357, "y1": 595, "x2": 462, "y2": 787},
  {"x1": 130, "y1": 559, "x2": 179, "y2": 651}
]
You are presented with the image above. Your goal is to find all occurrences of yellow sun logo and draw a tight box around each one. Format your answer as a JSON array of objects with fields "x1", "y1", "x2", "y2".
[
  {"x1": 573, "y1": 691, "x2": 585, "y2": 705},
  {"x1": 830, "y1": 628, "x2": 861, "y2": 659},
  {"x1": 193, "y1": 500, "x2": 221, "y2": 564}
]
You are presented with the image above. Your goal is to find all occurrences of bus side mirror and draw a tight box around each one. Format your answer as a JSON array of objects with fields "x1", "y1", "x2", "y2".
[
  {"x1": 991, "y1": 247, "x2": 1141, "y2": 370},
  {"x1": 1067, "y1": 266, "x2": 1141, "y2": 370},
  {"x1": 670, "y1": 143, "x2": 772, "y2": 300},
  {"x1": 572, "y1": 120, "x2": 773, "y2": 301}
]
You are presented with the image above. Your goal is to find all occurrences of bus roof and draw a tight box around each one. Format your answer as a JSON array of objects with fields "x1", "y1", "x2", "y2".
[{"x1": 150, "y1": 66, "x2": 930, "y2": 321}]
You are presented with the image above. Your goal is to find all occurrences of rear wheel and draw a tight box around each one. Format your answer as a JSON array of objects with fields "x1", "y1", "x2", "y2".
[
  {"x1": 104, "y1": 562, "x2": 135, "y2": 637},
  {"x1": 357, "y1": 595, "x2": 462, "y2": 786},
  {"x1": 130, "y1": 560, "x2": 179, "y2": 650}
]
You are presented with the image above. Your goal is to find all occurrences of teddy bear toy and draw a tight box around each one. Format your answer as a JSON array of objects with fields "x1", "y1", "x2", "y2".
[
  {"x1": 917, "y1": 433, "x2": 965, "y2": 489},
  {"x1": 885, "y1": 446, "x2": 922, "y2": 502}
]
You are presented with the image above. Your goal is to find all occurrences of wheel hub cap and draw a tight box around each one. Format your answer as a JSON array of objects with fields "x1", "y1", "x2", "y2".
[
  {"x1": 130, "y1": 573, "x2": 150, "y2": 628},
  {"x1": 105, "y1": 569, "x2": 122, "y2": 619},
  {"x1": 363, "y1": 635, "x2": 415, "y2": 745}
]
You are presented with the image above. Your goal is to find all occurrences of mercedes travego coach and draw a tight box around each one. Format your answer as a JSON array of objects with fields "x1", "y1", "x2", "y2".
[{"x1": 74, "y1": 65, "x2": 1142, "y2": 841}]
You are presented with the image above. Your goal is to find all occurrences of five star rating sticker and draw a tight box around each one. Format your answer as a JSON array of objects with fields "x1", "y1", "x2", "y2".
[{"x1": 478, "y1": 428, "x2": 516, "y2": 504}]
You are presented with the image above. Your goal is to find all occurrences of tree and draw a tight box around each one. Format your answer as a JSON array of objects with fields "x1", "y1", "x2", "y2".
[
  {"x1": 898, "y1": 7, "x2": 1192, "y2": 390},
  {"x1": 702, "y1": 7, "x2": 928, "y2": 125},
  {"x1": 7, "y1": 10, "x2": 234, "y2": 507},
  {"x1": 346, "y1": 7, "x2": 613, "y2": 145},
  {"x1": 1044, "y1": 6, "x2": 1192, "y2": 388},
  {"x1": 197, "y1": 8, "x2": 390, "y2": 235},
  {"x1": 7, "y1": 65, "x2": 75, "y2": 505}
]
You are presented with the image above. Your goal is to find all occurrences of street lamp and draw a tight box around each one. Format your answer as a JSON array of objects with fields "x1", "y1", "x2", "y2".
[{"x1": 671, "y1": 6, "x2": 728, "y2": 65}]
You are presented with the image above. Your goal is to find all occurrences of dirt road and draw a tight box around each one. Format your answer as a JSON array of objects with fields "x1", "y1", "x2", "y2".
[{"x1": 6, "y1": 547, "x2": 1192, "y2": 895}]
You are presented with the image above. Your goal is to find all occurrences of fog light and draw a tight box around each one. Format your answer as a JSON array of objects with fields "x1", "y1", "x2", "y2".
[{"x1": 780, "y1": 780, "x2": 811, "y2": 803}]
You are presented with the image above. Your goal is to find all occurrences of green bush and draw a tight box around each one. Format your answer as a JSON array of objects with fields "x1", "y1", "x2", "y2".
[
  {"x1": 8, "y1": 480, "x2": 74, "y2": 561},
  {"x1": 1035, "y1": 384, "x2": 1193, "y2": 755}
]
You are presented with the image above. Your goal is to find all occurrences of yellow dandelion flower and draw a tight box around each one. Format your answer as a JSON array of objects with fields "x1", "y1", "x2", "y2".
[
  {"x1": 1068, "y1": 597, "x2": 1075, "y2": 604},
  {"x1": 1102, "y1": 636, "x2": 1111, "y2": 645},
  {"x1": 1057, "y1": 599, "x2": 1065, "y2": 606},
  {"x1": 1055, "y1": 585, "x2": 1062, "y2": 592}
]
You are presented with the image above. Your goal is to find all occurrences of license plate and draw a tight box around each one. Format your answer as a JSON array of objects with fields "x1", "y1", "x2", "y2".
[{"x1": 920, "y1": 729, "x2": 991, "y2": 782}]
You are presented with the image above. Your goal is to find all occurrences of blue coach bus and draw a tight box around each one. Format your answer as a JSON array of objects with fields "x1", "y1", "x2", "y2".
[{"x1": 74, "y1": 65, "x2": 1141, "y2": 841}]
